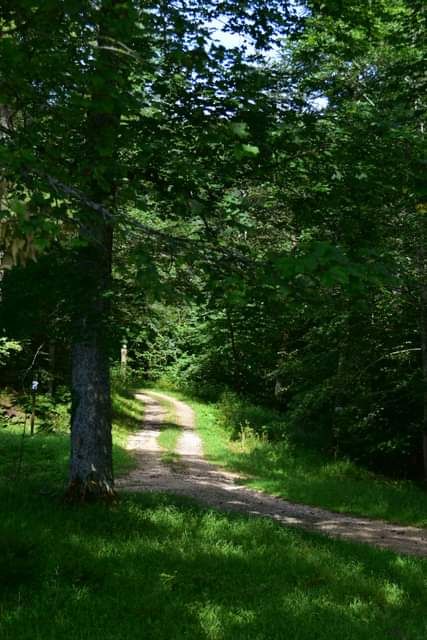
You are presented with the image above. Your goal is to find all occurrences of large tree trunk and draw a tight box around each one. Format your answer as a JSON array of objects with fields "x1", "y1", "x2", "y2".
[
  {"x1": 66, "y1": 0, "x2": 126, "y2": 500},
  {"x1": 67, "y1": 222, "x2": 114, "y2": 500},
  {"x1": 70, "y1": 343, "x2": 113, "y2": 498}
]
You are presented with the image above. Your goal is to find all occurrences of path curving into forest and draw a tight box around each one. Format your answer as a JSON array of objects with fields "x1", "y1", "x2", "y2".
[{"x1": 117, "y1": 391, "x2": 427, "y2": 557}]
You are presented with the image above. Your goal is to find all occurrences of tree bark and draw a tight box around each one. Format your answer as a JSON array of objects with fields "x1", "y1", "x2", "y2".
[
  {"x1": 66, "y1": 0, "x2": 126, "y2": 500},
  {"x1": 67, "y1": 221, "x2": 114, "y2": 500},
  {"x1": 69, "y1": 342, "x2": 113, "y2": 498},
  {"x1": 48, "y1": 341, "x2": 55, "y2": 396},
  {"x1": 225, "y1": 304, "x2": 241, "y2": 389}
]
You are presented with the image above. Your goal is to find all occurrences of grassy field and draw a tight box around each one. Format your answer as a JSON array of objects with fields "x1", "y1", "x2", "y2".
[
  {"x1": 153, "y1": 388, "x2": 427, "y2": 528},
  {"x1": 1, "y1": 488, "x2": 427, "y2": 640}
]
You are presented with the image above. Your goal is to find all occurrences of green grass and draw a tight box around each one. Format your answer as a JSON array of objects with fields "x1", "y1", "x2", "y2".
[
  {"x1": 0, "y1": 387, "x2": 140, "y2": 490},
  {"x1": 1, "y1": 387, "x2": 427, "y2": 639},
  {"x1": 1, "y1": 489, "x2": 427, "y2": 640},
  {"x1": 158, "y1": 425, "x2": 181, "y2": 454},
  {"x1": 152, "y1": 388, "x2": 427, "y2": 528},
  {"x1": 111, "y1": 388, "x2": 145, "y2": 476},
  {"x1": 0, "y1": 486, "x2": 427, "y2": 640},
  {"x1": 154, "y1": 395, "x2": 185, "y2": 469}
]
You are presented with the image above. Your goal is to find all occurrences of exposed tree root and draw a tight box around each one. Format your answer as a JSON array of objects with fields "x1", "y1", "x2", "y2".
[{"x1": 64, "y1": 478, "x2": 117, "y2": 504}]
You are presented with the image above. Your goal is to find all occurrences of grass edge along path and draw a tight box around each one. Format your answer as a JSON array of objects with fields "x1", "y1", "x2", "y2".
[
  {"x1": 155, "y1": 395, "x2": 184, "y2": 468},
  {"x1": 149, "y1": 387, "x2": 427, "y2": 529}
]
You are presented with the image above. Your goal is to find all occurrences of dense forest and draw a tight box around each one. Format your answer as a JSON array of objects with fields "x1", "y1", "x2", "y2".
[{"x1": 1, "y1": 0, "x2": 426, "y2": 488}]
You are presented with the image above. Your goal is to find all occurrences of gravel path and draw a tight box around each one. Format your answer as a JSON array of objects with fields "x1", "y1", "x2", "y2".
[{"x1": 117, "y1": 391, "x2": 427, "y2": 557}]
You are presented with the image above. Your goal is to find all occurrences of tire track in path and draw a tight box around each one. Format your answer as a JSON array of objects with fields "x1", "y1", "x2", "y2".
[{"x1": 117, "y1": 391, "x2": 427, "y2": 557}]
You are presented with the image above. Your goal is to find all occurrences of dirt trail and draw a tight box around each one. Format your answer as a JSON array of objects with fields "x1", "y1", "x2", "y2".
[{"x1": 117, "y1": 391, "x2": 427, "y2": 557}]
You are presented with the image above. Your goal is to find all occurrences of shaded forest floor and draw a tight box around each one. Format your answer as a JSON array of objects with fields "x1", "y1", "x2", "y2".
[{"x1": 2, "y1": 488, "x2": 427, "y2": 640}]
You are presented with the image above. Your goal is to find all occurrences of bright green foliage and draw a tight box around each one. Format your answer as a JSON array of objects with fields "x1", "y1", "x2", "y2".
[
  {"x1": 1, "y1": 0, "x2": 426, "y2": 481},
  {"x1": 0, "y1": 0, "x2": 291, "y2": 490},
  {"x1": 0, "y1": 339, "x2": 22, "y2": 367}
]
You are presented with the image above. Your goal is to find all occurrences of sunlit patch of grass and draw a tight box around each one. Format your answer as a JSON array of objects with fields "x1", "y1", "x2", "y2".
[
  {"x1": 158, "y1": 425, "x2": 181, "y2": 453},
  {"x1": 151, "y1": 395, "x2": 184, "y2": 468}
]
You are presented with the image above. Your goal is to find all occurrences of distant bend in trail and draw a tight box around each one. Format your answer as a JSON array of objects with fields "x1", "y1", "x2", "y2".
[{"x1": 117, "y1": 390, "x2": 427, "y2": 558}]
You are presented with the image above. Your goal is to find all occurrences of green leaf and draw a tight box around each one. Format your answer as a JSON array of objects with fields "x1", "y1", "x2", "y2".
[
  {"x1": 234, "y1": 144, "x2": 260, "y2": 160},
  {"x1": 230, "y1": 122, "x2": 250, "y2": 139}
]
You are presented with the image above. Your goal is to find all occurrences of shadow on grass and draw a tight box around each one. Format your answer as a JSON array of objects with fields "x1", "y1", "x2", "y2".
[
  {"x1": 2, "y1": 389, "x2": 426, "y2": 639},
  {"x1": 0, "y1": 484, "x2": 426, "y2": 640},
  {"x1": 1, "y1": 393, "x2": 427, "y2": 640}
]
